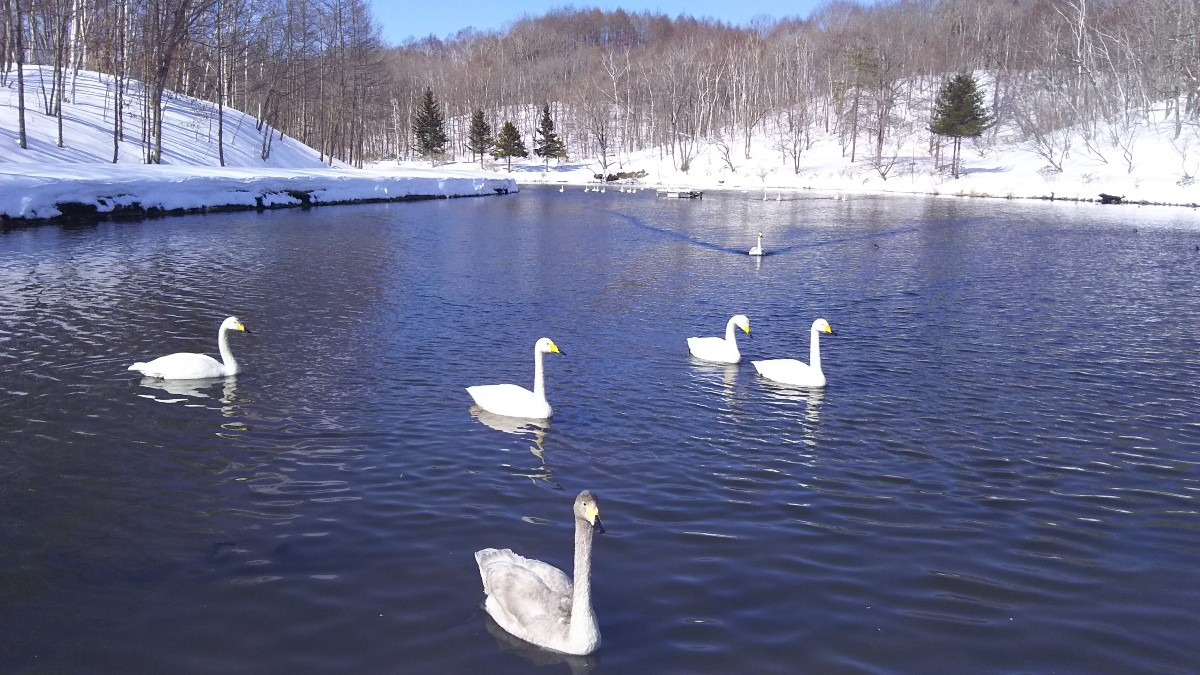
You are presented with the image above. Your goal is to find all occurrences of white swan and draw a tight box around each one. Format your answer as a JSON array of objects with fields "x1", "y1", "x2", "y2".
[
  {"x1": 752, "y1": 318, "x2": 835, "y2": 387},
  {"x1": 749, "y1": 232, "x2": 764, "y2": 256},
  {"x1": 467, "y1": 337, "x2": 562, "y2": 419},
  {"x1": 687, "y1": 314, "x2": 750, "y2": 364},
  {"x1": 128, "y1": 316, "x2": 249, "y2": 379},
  {"x1": 476, "y1": 490, "x2": 604, "y2": 656}
]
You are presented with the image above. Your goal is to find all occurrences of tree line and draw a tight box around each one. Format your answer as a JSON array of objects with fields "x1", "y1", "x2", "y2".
[
  {"x1": 2, "y1": 1, "x2": 1199, "y2": 181},
  {"x1": 386, "y1": 0, "x2": 1200, "y2": 181},
  {"x1": 1, "y1": 0, "x2": 384, "y2": 166}
]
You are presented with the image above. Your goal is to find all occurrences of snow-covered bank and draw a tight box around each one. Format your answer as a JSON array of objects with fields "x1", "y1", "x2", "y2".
[
  {"x1": 437, "y1": 124, "x2": 1200, "y2": 210},
  {"x1": 417, "y1": 79, "x2": 1200, "y2": 211},
  {"x1": 0, "y1": 164, "x2": 515, "y2": 222},
  {"x1": 0, "y1": 67, "x2": 515, "y2": 223}
]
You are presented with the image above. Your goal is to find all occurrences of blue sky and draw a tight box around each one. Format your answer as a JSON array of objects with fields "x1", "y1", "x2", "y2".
[{"x1": 370, "y1": 0, "x2": 836, "y2": 45}]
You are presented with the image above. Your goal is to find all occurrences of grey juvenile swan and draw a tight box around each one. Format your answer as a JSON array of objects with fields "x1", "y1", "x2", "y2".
[{"x1": 475, "y1": 490, "x2": 605, "y2": 655}]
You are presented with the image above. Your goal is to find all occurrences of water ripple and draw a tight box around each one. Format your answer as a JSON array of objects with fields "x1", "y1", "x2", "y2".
[{"x1": 2, "y1": 196, "x2": 1199, "y2": 672}]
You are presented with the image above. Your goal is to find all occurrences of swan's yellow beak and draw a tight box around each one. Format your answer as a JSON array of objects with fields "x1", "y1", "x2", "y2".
[
  {"x1": 549, "y1": 342, "x2": 563, "y2": 355},
  {"x1": 238, "y1": 323, "x2": 251, "y2": 334},
  {"x1": 585, "y1": 504, "x2": 605, "y2": 533},
  {"x1": 742, "y1": 325, "x2": 751, "y2": 335},
  {"x1": 824, "y1": 325, "x2": 834, "y2": 335}
]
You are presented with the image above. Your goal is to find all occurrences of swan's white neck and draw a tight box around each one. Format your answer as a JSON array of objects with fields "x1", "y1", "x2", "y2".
[
  {"x1": 809, "y1": 326, "x2": 823, "y2": 374},
  {"x1": 218, "y1": 325, "x2": 239, "y2": 375},
  {"x1": 568, "y1": 516, "x2": 598, "y2": 647},
  {"x1": 724, "y1": 317, "x2": 739, "y2": 343},
  {"x1": 532, "y1": 346, "x2": 546, "y2": 400}
]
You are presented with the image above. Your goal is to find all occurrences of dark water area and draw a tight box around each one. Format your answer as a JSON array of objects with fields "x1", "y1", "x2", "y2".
[{"x1": 2, "y1": 186, "x2": 1199, "y2": 673}]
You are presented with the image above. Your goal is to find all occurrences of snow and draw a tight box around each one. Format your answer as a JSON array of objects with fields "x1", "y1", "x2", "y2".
[
  {"x1": 0, "y1": 66, "x2": 516, "y2": 222},
  {"x1": 414, "y1": 93, "x2": 1200, "y2": 213},
  {"x1": 443, "y1": 120, "x2": 1200, "y2": 209},
  {"x1": 3, "y1": 64, "x2": 1197, "y2": 224}
]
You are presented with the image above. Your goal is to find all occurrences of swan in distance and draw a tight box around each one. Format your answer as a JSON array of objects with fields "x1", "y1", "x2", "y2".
[
  {"x1": 467, "y1": 337, "x2": 563, "y2": 419},
  {"x1": 749, "y1": 232, "x2": 764, "y2": 256},
  {"x1": 128, "y1": 316, "x2": 249, "y2": 379},
  {"x1": 476, "y1": 490, "x2": 605, "y2": 656},
  {"x1": 687, "y1": 314, "x2": 750, "y2": 364},
  {"x1": 752, "y1": 318, "x2": 835, "y2": 387}
]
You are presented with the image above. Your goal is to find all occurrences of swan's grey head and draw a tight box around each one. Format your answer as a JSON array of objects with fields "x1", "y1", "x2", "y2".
[
  {"x1": 222, "y1": 316, "x2": 250, "y2": 333},
  {"x1": 536, "y1": 337, "x2": 563, "y2": 355},
  {"x1": 812, "y1": 318, "x2": 834, "y2": 335},
  {"x1": 732, "y1": 315, "x2": 751, "y2": 335},
  {"x1": 574, "y1": 490, "x2": 604, "y2": 533}
]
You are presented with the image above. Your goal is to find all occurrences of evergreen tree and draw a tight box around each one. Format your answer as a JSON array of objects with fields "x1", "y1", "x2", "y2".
[
  {"x1": 412, "y1": 86, "x2": 448, "y2": 163},
  {"x1": 492, "y1": 121, "x2": 528, "y2": 171},
  {"x1": 466, "y1": 109, "x2": 495, "y2": 166},
  {"x1": 929, "y1": 73, "x2": 994, "y2": 179},
  {"x1": 532, "y1": 103, "x2": 567, "y2": 167}
]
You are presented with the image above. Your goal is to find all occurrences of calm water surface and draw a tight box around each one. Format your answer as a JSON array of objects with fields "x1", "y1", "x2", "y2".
[{"x1": 2, "y1": 187, "x2": 1199, "y2": 673}]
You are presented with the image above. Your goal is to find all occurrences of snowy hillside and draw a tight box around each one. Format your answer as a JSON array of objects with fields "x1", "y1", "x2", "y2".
[
  {"x1": 0, "y1": 66, "x2": 515, "y2": 222},
  {"x1": 422, "y1": 83, "x2": 1200, "y2": 210},
  {"x1": 0, "y1": 66, "x2": 330, "y2": 169}
]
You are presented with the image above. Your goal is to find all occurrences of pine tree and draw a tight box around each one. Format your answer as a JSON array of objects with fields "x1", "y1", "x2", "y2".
[
  {"x1": 492, "y1": 121, "x2": 528, "y2": 171},
  {"x1": 929, "y1": 73, "x2": 994, "y2": 179},
  {"x1": 533, "y1": 103, "x2": 567, "y2": 167},
  {"x1": 412, "y1": 86, "x2": 448, "y2": 163},
  {"x1": 466, "y1": 109, "x2": 495, "y2": 166}
]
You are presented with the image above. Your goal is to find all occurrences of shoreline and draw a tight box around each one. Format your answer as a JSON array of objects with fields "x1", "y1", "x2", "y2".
[
  {"x1": 508, "y1": 177, "x2": 1200, "y2": 211},
  {"x1": 1, "y1": 190, "x2": 513, "y2": 229},
  {"x1": 0, "y1": 165, "x2": 518, "y2": 228},
  {"x1": 4, "y1": 166, "x2": 1197, "y2": 231}
]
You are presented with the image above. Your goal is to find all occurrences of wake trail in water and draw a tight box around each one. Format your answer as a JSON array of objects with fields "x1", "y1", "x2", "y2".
[
  {"x1": 602, "y1": 208, "x2": 737, "y2": 253},
  {"x1": 600, "y1": 208, "x2": 920, "y2": 256}
]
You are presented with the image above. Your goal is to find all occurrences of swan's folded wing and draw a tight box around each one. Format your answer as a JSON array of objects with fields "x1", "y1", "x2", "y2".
[
  {"x1": 753, "y1": 358, "x2": 801, "y2": 373},
  {"x1": 478, "y1": 549, "x2": 572, "y2": 630},
  {"x1": 130, "y1": 352, "x2": 222, "y2": 379},
  {"x1": 468, "y1": 383, "x2": 534, "y2": 401},
  {"x1": 477, "y1": 548, "x2": 571, "y2": 596}
]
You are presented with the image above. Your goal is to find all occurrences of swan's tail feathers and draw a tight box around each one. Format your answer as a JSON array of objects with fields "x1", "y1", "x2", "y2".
[
  {"x1": 475, "y1": 547, "x2": 504, "y2": 585},
  {"x1": 128, "y1": 362, "x2": 147, "y2": 373},
  {"x1": 475, "y1": 548, "x2": 524, "y2": 586}
]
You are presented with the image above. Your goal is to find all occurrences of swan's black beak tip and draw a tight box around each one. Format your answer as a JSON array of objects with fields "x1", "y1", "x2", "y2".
[{"x1": 594, "y1": 517, "x2": 606, "y2": 535}]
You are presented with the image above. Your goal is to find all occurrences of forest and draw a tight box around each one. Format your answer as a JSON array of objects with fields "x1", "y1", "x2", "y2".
[{"x1": 2, "y1": 0, "x2": 1198, "y2": 179}]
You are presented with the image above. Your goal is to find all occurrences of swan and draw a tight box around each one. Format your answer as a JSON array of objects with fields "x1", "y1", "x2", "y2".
[
  {"x1": 752, "y1": 318, "x2": 835, "y2": 387},
  {"x1": 687, "y1": 314, "x2": 750, "y2": 364},
  {"x1": 476, "y1": 490, "x2": 605, "y2": 656},
  {"x1": 467, "y1": 337, "x2": 563, "y2": 419},
  {"x1": 559, "y1": 185, "x2": 564, "y2": 192},
  {"x1": 128, "y1": 316, "x2": 249, "y2": 379},
  {"x1": 749, "y1": 232, "x2": 764, "y2": 256}
]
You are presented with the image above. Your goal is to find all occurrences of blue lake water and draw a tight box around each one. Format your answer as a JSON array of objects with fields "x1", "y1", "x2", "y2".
[{"x1": 2, "y1": 186, "x2": 1199, "y2": 673}]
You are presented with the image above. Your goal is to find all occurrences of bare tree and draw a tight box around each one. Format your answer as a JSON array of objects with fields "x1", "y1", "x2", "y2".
[{"x1": 6, "y1": 0, "x2": 28, "y2": 149}]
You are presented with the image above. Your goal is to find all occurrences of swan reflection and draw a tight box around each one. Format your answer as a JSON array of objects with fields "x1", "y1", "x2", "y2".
[
  {"x1": 137, "y1": 376, "x2": 244, "y2": 418},
  {"x1": 482, "y1": 612, "x2": 599, "y2": 674},
  {"x1": 759, "y1": 381, "x2": 825, "y2": 444},
  {"x1": 137, "y1": 375, "x2": 229, "y2": 401},
  {"x1": 469, "y1": 407, "x2": 557, "y2": 489},
  {"x1": 687, "y1": 361, "x2": 741, "y2": 407}
]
